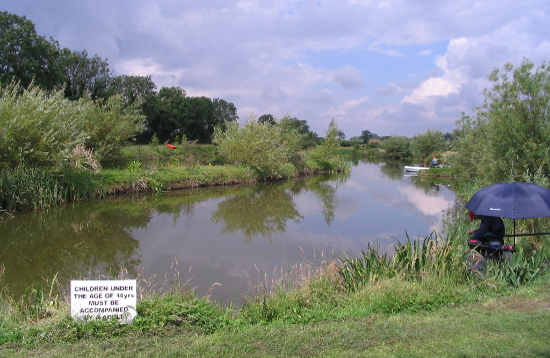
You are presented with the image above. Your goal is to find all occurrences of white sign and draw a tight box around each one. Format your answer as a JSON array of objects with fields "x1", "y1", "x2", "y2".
[{"x1": 70, "y1": 279, "x2": 137, "y2": 323}]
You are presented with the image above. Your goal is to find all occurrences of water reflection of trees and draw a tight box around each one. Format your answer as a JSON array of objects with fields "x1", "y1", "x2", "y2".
[
  {"x1": 0, "y1": 202, "x2": 151, "y2": 297},
  {"x1": 211, "y1": 173, "x2": 347, "y2": 242},
  {"x1": 379, "y1": 162, "x2": 404, "y2": 180},
  {"x1": 297, "y1": 173, "x2": 346, "y2": 225},
  {"x1": 211, "y1": 184, "x2": 304, "y2": 242}
]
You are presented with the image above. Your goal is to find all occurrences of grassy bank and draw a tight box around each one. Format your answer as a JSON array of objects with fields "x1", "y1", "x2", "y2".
[
  {"x1": 1, "y1": 144, "x2": 352, "y2": 213},
  {"x1": 2, "y1": 286, "x2": 548, "y2": 357}
]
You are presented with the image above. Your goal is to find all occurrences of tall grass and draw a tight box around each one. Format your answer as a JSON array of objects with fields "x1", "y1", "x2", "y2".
[
  {"x1": 489, "y1": 246, "x2": 549, "y2": 287},
  {"x1": 0, "y1": 166, "x2": 99, "y2": 212},
  {"x1": 338, "y1": 233, "x2": 466, "y2": 292}
]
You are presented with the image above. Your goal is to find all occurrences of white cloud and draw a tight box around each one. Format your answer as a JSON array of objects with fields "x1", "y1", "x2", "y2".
[
  {"x1": 334, "y1": 65, "x2": 365, "y2": 88},
  {"x1": 393, "y1": 10, "x2": 550, "y2": 133},
  {"x1": 324, "y1": 96, "x2": 369, "y2": 118},
  {"x1": 401, "y1": 77, "x2": 459, "y2": 105}
]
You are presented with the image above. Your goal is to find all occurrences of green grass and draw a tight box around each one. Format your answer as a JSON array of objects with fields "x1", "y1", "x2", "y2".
[
  {"x1": 99, "y1": 165, "x2": 256, "y2": 194},
  {"x1": 1, "y1": 279, "x2": 549, "y2": 357}
]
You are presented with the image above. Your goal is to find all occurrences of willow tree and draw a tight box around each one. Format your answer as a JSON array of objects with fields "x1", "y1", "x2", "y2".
[
  {"x1": 409, "y1": 129, "x2": 447, "y2": 162},
  {"x1": 0, "y1": 82, "x2": 144, "y2": 169},
  {"x1": 452, "y1": 59, "x2": 550, "y2": 186},
  {"x1": 212, "y1": 116, "x2": 302, "y2": 179}
]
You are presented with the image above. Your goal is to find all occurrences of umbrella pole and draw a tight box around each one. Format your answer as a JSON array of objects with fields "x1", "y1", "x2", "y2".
[{"x1": 513, "y1": 219, "x2": 516, "y2": 247}]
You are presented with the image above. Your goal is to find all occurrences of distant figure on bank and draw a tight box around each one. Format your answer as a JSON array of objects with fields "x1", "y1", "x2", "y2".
[{"x1": 430, "y1": 157, "x2": 440, "y2": 168}]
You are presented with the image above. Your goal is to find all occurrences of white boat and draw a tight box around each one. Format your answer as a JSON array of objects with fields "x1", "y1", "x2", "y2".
[{"x1": 404, "y1": 166, "x2": 430, "y2": 172}]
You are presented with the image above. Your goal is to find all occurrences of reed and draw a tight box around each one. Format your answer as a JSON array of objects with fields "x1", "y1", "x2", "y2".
[
  {"x1": 338, "y1": 233, "x2": 466, "y2": 292},
  {"x1": 489, "y1": 246, "x2": 549, "y2": 287},
  {"x1": 337, "y1": 244, "x2": 393, "y2": 291},
  {"x1": 0, "y1": 166, "x2": 99, "y2": 211}
]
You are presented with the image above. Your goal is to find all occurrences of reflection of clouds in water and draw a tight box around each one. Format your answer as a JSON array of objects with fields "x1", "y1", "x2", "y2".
[
  {"x1": 277, "y1": 227, "x2": 403, "y2": 257},
  {"x1": 334, "y1": 197, "x2": 358, "y2": 221},
  {"x1": 294, "y1": 194, "x2": 323, "y2": 216},
  {"x1": 294, "y1": 191, "x2": 357, "y2": 222},
  {"x1": 279, "y1": 230, "x2": 354, "y2": 251},
  {"x1": 370, "y1": 190, "x2": 401, "y2": 206},
  {"x1": 345, "y1": 168, "x2": 387, "y2": 192},
  {"x1": 398, "y1": 184, "x2": 453, "y2": 216},
  {"x1": 344, "y1": 179, "x2": 367, "y2": 192}
]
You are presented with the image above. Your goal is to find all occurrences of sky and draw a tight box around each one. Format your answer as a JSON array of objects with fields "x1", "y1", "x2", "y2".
[{"x1": 2, "y1": 1, "x2": 550, "y2": 138}]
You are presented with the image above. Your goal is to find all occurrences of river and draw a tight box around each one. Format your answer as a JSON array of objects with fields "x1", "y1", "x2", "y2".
[{"x1": 0, "y1": 160, "x2": 456, "y2": 305}]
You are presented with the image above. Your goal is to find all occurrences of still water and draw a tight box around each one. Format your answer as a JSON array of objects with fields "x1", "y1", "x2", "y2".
[{"x1": 0, "y1": 160, "x2": 456, "y2": 305}]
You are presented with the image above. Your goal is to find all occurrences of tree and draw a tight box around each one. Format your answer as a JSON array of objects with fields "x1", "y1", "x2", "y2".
[
  {"x1": 409, "y1": 129, "x2": 446, "y2": 161},
  {"x1": 360, "y1": 130, "x2": 373, "y2": 144},
  {"x1": 109, "y1": 75, "x2": 158, "y2": 143},
  {"x1": 109, "y1": 75, "x2": 157, "y2": 106},
  {"x1": 279, "y1": 117, "x2": 311, "y2": 135},
  {"x1": 182, "y1": 96, "x2": 215, "y2": 143},
  {"x1": 0, "y1": 11, "x2": 63, "y2": 90},
  {"x1": 59, "y1": 49, "x2": 112, "y2": 101},
  {"x1": 452, "y1": 59, "x2": 550, "y2": 185},
  {"x1": 212, "y1": 98, "x2": 238, "y2": 130},
  {"x1": 145, "y1": 86, "x2": 187, "y2": 143},
  {"x1": 258, "y1": 114, "x2": 276, "y2": 125},
  {"x1": 277, "y1": 116, "x2": 320, "y2": 148},
  {"x1": 144, "y1": 87, "x2": 238, "y2": 144},
  {"x1": 380, "y1": 136, "x2": 411, "y2": 159}
]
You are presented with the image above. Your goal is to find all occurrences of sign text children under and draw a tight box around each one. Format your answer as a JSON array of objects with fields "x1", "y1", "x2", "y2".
[{"x1": 70, "y1": 280, "x2": 137, "y2": 323}]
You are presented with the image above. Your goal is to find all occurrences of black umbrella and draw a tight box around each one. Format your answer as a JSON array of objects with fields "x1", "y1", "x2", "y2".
[{"x1": 465, "y1": 182, "x2": 550, "y2": 243}]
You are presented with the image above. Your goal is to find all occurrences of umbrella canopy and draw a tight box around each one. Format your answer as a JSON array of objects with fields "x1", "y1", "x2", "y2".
[{"x1": 465, "y1": 182, "x2": 550, "y2": 219}]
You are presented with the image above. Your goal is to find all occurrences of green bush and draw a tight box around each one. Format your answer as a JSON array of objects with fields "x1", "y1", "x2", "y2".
[
  {"x1": 409, "y1": 129, "x2": 447, "y2": 161},
  {"x1": 0, "y1": 83, "x2": 87, "y2": 169},
  {"x1": 79, "y1": 95, "x2": 145, "y2": 168},
  {"x1": 212, "y1": 119, "x2": 302, "y2": 179},
  {"x1": 0, "y1": 82, "x2": 145, "y2": 170},
  {"x1": 308, "y1": 119, "x2": 350, "y2": 172},
  {"x1": 380, "y1": 135, "x2": 411, "y2": 159}
]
